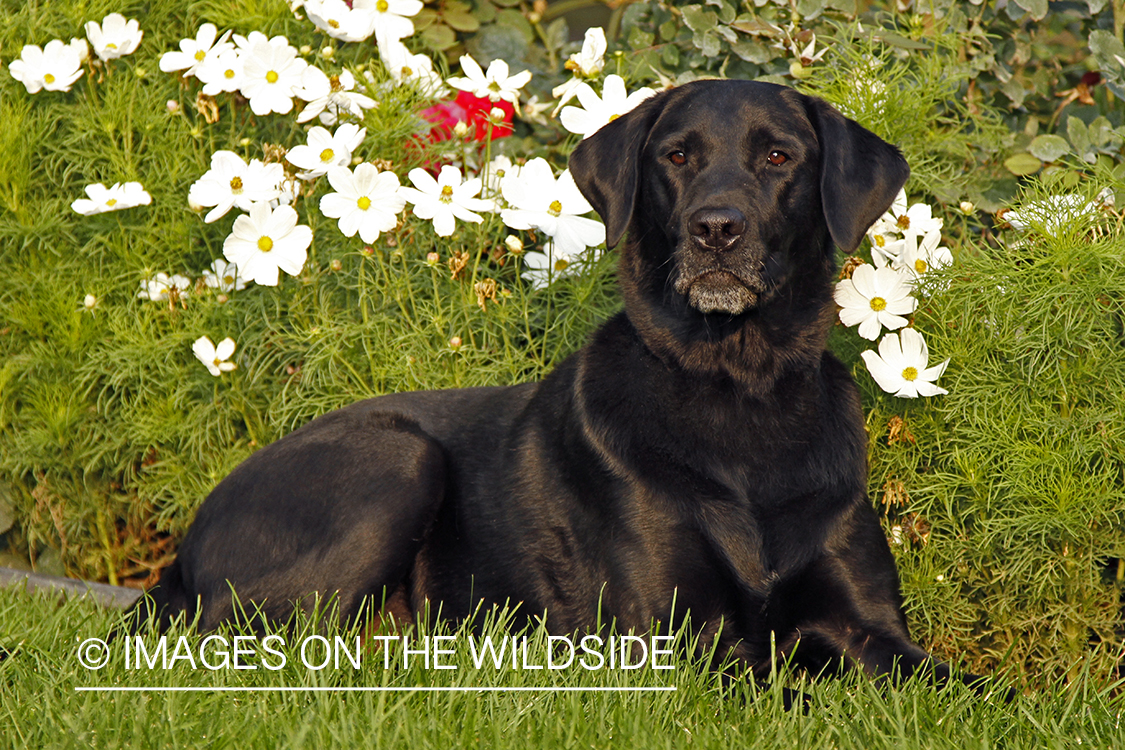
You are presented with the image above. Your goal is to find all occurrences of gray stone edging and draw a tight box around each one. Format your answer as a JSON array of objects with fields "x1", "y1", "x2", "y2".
[{"x1": 0, "y1": 566, "x2": 142, "y2": 609}]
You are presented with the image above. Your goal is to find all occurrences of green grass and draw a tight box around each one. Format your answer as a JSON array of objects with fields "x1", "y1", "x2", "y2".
[{"x1": 3, "y1": 586, "x2": 1121, "y2": 750}]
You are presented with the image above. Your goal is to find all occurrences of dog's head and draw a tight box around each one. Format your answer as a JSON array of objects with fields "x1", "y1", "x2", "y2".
[{"x1": 569, "y1": 80, "x2": 909, "y2": 320}]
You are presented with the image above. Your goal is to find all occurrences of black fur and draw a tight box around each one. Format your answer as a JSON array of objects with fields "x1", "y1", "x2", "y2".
[{"x1": 132, "y1": 80, "x2": 990, "y2": 691}]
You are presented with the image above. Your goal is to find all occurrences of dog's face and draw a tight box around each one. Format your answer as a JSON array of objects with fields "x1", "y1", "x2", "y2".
[
  {"x1": 569, "y1": 80, "x2": 909, "y2": 321},
  {"x1": 640, "y1": 88, "x2": 825, "y2": 315}
]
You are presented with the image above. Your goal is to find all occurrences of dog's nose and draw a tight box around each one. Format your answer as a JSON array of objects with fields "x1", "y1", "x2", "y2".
[{"x1": 688, "y1": 208, "x2": 746, "y2": 250}]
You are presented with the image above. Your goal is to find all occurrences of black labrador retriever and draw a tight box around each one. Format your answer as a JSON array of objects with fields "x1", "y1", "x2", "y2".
[{"x1": 134, "y1": 79, "x2": 985, "y2": 691}]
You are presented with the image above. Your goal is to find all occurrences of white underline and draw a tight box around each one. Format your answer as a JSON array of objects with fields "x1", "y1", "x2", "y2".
[{"x1": 75, "y1": 686, "x2": 677, "y2": 693}]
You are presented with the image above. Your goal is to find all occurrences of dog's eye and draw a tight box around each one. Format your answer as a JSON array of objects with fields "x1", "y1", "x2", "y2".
[
  {"x1": 668, "y1": 150, "x2": 687, "y2": 166},
  {"x1": 767, "y1": 150, "x2": 789, "y2": 166}
]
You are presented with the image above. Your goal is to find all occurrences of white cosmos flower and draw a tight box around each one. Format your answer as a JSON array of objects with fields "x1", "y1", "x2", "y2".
[
  {"x1": 897, "y1": 228, "x2": 953, "y2": 285},
  {"x1": 159, "y1": 23, "x2": 232, "y2": 76},
  {"x1": 222, "y1": 203, "x2": 313, "y2": 287},
  {"x1": 320, "y1": 163, "x2": 405, "y2": 243},
  {"x1": 861, "y1": 328, "x2": 948, "y2": 398},
  {"x1": 188, "y1": 151, "x2": 284, "y2": 223},
  {"x1": 297, "y1": 67, "x2": 377, "y2": 124},
  {"x1": 380, "y1": 41, "x2": 445, "y2": 97},
  {"x1": 196, "y1": 48, "x2": 245, "y2": 95},
  {"x1": 138, "y1": 272, "x2": 193, "y2": 301},
  {"x1": 306, "y1": 0, "x2": 377, "y2": 42},
  {"x1": 239, "y1": 37, "x2": 309, "y2": 115},
  {"x1": 834, "y1": 263, "x2": 916, "y2": 341},
  {"x1": 202, "y1": 258, "x2": 247, "y2": 292},
  {"x1": 560, "y1": 75, "x2": 657, "y2": 138},
  {"x1": 71, "y1": 182, "x2": 152, "y2": 215},
  {"x1": 363, "y1": 0, "x2": 423, "y2": 49},
  {"x1": 8, "y1": 40, "x2": 85, "y2": 93},
  {"x1": 551, "y1": 27, "x2": 607, "y2": 111},
  {"x1": 399, "y1": 165, "x2": 493, "y2": 237},
  {"x1": 285, "y1": 123, "x2": 366, "y2": 178},
  {"x1": 482, "y1": 155, "x2": 520, "y2": 200},
  {"x1": 447, "y1": 54, "x2": 532, "y2": 104},
  {"x1": 520, "y1": 246, "x2": 596, "y2": 289},
  {"x1": 193, "y1": 336, "x2": 237, "y2": 376},
  {"x1": 85, "y1": 13, "x2": 144, "y2": 61},
  {"x1": 500, "y1": 158, "x2": 605, "y2": 259}
]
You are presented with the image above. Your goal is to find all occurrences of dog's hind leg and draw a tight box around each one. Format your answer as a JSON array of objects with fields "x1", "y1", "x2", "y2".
[{"x1": 160, "y1": 410, "x2": 448, "y2": 631}]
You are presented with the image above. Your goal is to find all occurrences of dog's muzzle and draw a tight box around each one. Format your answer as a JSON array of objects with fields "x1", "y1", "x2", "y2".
[{"x1": 674, "y1": 207, "x2": 767, "y2": 315}]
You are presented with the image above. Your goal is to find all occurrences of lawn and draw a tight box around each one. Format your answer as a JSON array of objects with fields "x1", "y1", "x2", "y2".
[{"x1": 2, "y1": 586, "x2": 1122, "y2": 749}]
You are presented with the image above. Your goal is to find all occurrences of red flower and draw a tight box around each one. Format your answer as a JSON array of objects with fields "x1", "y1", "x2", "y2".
[{"x1": 421, "y1": 90, "x2": 514, "y2": 144}]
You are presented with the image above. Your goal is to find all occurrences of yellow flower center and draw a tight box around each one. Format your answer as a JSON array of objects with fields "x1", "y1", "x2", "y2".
[
  {"x1": 874, "y1": 235, "x2": 885, "y2": 248},
  {"x1": 105, "y1": 199, "x2": 118, "y2": 207},
  {"x1": 223, "y1": 275, "x2": 235, "y2": 286},
  {"x1": 230, "y1": 176, "x2": 243, "y2": 193},
  {"x1": 258, "y1": 236, "x2": 274, "y2": 252},
  {"x1": 869, "y1": 296, "x2": 887, "y2": 312},
  {"x1": 439, "y1": 185, "x2": 453, "y2": 204},
  {"x1": 224, "y1": 68, "x2": 236, "y2": 79},
  {"x1": 489, "y1": 81, "x2": 502, "y2": 92},
  {"x1": 554, "y1": 258, "x2": 569, "y2": 272},
  {"x1": 608, "y1": 113, "x2": 620, "y2": 122},
  {"x1": 330, "y1": 75, "x2": 343, "y2": 92},
  {"x1": 195, "y1": 50, "x2": 206, "y2": 61},
  {"x1": 915, "y1": 259, "x2": 928, "y2": 274},
  {"x1": 402, "y1": 66, "x2": 414, "y2": 77},
  {"x1": 328, "y1": 19, "x2": 340, "y2": 28},
  {"x1": 213, "y1": 357, "x2": 222, "y2": 366},
  {"x1": 548, "y1": 200, "x2": 562, "y2": 217},
  {"x1": 107, "y1": 43, "x2": 118, "y2": 50},
  {"x1": 357, "y1": 196, "x2": 372, "y2": 210},
  {"x1": 266, "y1": 70, "x2": 279, "y2": 84},
  {"x1": 901, "y1": 366, "x2": 918, "y2": 381},
  {"x1": 896, "y1": 215, "x2": 910, "y2": 230},
  {"x1": 44, "y1": 73, "x2": 55, "y2": 84},
  {"x1": 320, "y1": 148, "x2": 335, "y2": 163},
  {"x1": 377, "y1": 0, "x2": 389, "y2": 11}
]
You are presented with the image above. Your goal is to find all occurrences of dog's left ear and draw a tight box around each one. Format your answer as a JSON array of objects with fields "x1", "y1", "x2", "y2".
[
  {"x1": 804, "y1": 97, "x2": 910, "y2": 253},
  {"x1": 568, "y1": 92, "x2": 668, "y2": 249}
]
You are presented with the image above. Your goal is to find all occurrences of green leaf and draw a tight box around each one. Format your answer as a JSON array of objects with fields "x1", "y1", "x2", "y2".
[
  {"x1": 1088, "y1": 30, "x2": 1125, "y2": 69},
  {"x1": 629, "y1": 26, "x2": 655, "y2": 50},
  {"x1": 1013, "y1": 0, "x2": 1048, "y2": 19},
  {"x1": 443, "y1": 8, "x2": 481, "y2": 32},
  {"x1": 1066, "y1": 116, "x2": 1091, "y2": 158},
  {"x1": 422, "y1": 23, "x2": 458, "y2": 50},
  {"x1": 681, "y1": 5, "x2": 717, "y2": 34},
  {"x1": 544, "y1": 18, "x2": 569, "y2": 52},
  {"x1": 661, "y1": 44, "x2": 680, "y2": 67},
  {"x1": 474, "y1": 0, "x2": 496, "y2": 23},
  {"x1": 730, "y1": 39, "x2": 772, "y2": 64},
  {"x1": 1004, "y1": 153, "x2": 1043, "y2": 176},
  {"x1": 467, "y1": 20, "x2": 531, "y2": 62},
  {"x1": 1028, "y1": 134, "x2": 1070, "y2": 163},
  {"x1": 704, "y1": 0, "x2": 736, "y2": 24},
  {"x1": 874, "y1": 32, "x2": 931, "y2": 51},
  {"x1": 795, "y1": 0, "x2": 828, "y2": 20},
  {"x1": 494, "y1": 9, "x2": 535, "y2": 42},
  {"x1": 659, "y1": 20, "x2": 679, "y2": 41}
]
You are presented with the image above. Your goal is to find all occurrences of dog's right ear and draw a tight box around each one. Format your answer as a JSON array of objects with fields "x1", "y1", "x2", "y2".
[{"x1": 567, "y1": 92, "x2": 668, "y2": 249}]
